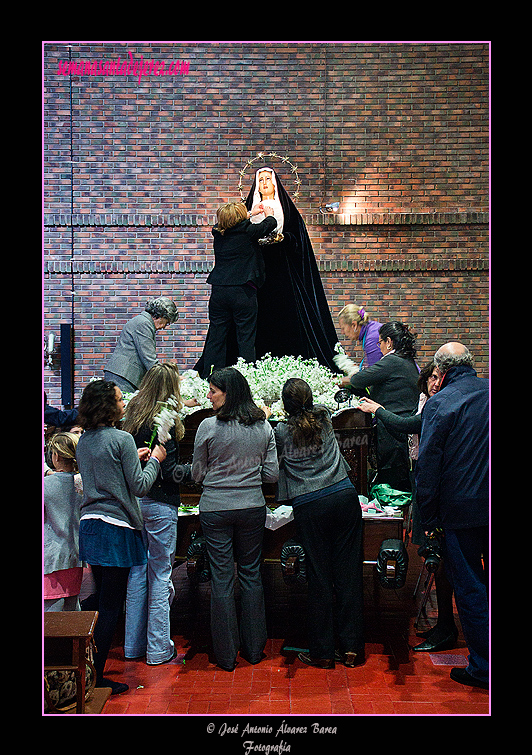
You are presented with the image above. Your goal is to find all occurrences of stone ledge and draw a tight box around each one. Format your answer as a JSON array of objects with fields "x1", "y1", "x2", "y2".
[
  {"x1": 44, "y1": 257, "x2": 488, "y2": 275},
  {"x1": 43, "y1": 211, "x2": 489, "y2": 228}
]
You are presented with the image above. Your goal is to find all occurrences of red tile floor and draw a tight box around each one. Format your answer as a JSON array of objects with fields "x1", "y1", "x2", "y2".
[{"x1": 100, "y1": 549, "x2": 489, "y2": 718}]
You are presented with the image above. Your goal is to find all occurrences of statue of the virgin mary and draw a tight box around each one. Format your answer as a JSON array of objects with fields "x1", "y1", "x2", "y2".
[
  {"x1": 194, "y1": 165, "x2": 339, "y2": 376},
  {"x1": 247, "y1": 166, "x2": 339, "y2": 371}
]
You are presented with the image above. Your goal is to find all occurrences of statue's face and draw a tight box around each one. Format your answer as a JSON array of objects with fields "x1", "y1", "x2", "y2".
[{"x1": 258, "y1": 171, "x2": 275, "y2": 199}]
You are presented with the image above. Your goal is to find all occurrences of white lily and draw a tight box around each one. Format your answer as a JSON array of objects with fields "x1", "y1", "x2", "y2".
[
  {"x1": 333, "y1": 342, "x2": 359, "y2": 377},
  {"x1": 151, "y1": 395, "x2": 180, "y2": 445}
]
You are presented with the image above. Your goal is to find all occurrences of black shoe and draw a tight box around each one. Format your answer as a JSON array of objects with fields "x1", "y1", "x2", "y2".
[
  {"x1": 413, "y1": 626, "x2": 458, "y2": 652},
  {"x1": 98, "y1": 678, "x2": 129, "y2": 695},
  {"x1": 217, "y1": 662, "x2": 237, "y2": 672},
  {"x1": 297, "y1": 652, "x2": 334, "y2": 669},
  {"x1": 240, "y1": 651, "x2": 267, "y2": 665},
  {"x1": 334, "y1": 650, "x2": 365, "y2": 668},
  {"x1": 450, "y1": 667, "x2": 488, "y2": 690}
]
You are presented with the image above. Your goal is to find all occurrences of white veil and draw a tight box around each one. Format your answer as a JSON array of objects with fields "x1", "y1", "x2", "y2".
[{"x1": 249, "y1": 166, "x2": 284, "y2": 236}]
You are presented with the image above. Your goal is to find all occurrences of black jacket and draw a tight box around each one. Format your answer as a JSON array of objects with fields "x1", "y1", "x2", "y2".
[
  {"x1": 207, "y1": 216, "x2": 277, "y2": 288},
  {"x1": 349, "y1": 352, "x2": 420, "y2": 416},
  {"x1": 416, "y1": 365, "x2": 489, "y2": 531},
  {"x1": 133, "y1": 424, "x2": 191, "y2": 507},
  {"x1": 349, "y1": 353, "x2": 420, "y2": 487}
]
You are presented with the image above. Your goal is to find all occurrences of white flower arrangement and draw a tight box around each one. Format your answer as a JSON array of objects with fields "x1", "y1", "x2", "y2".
[
  {"x1": 179, "y1": 352, "x2": 360, "y2": 420},
  {"x1": 179, "y1": 370, "x2": 213, "y2": 416},
  {"x1": 333, "y1": 342, "x2": 359, "y2": 377}
]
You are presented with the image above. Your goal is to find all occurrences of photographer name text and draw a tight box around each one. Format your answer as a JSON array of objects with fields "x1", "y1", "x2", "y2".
[{"x1": 207, "y1": 720, "x2": 338, "y2": 753}]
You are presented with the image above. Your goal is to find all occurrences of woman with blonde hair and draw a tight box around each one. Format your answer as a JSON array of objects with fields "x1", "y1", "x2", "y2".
[
  {"x1": 338, "y1": 304, "x2": 382, "y2": 368},
  {"x1": 122, "y1": 362, "x2": 192, "y2": 665},
  {"x1": 44, "y1": 432, "x2": 83, "y2": 611}
]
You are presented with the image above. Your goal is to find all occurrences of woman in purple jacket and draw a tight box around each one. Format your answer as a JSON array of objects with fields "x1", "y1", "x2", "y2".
[{"x1": 338, "y1": 305, "x2": 382, "y2": 369}]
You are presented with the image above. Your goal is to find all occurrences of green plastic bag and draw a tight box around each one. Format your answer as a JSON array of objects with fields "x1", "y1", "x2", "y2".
[{"x1": 370, "y1": 483, "x2": 412, "y2": 508}]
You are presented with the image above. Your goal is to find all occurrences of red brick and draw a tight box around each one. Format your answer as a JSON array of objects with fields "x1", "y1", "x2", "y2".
[{"x1": 43, "y1": 42, "x2": 489, "y2": 405}]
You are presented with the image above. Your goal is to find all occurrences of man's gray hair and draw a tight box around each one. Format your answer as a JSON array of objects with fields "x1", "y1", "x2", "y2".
[
  {"x1": 434, "y1": 343, "x2": 474, "y2": 374},
  {"x1": 145, "y1": 296, "x2": 178, "y2": 323}
]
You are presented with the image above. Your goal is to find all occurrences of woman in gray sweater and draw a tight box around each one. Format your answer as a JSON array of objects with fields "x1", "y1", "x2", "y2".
[
  {"x1": 76, "y1": 379, "x2": 167, "y2": 694},
  {"x1": 275, "y1": 378, "x2": 364, "y2": 669},
  {"x1": 192, "y1": 367, "x2": 279, "y2": 671}
]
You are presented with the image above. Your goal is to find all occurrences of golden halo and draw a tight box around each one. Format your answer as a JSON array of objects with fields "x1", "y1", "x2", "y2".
[{"x1": 238, "y1": 151, "x2": 302, "y2": 202}]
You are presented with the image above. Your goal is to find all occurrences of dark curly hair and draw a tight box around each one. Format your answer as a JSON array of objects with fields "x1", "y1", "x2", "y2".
[
  {"x1": 282, "y1": 378, "x2": 330, "y2": 450},
  {"x1": 77, "y1": 380, "x2": 122, "y2": 429}
]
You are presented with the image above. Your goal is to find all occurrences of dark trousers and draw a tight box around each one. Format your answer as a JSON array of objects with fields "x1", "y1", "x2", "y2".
[
  {"x1": 443, "y1": 525, "x2": 489, "y2": 682},
  {"x1": 87, "y1": 565, "x2": 130, "y2": 684},
  {"x1": 293, "y1": 486, "x2": 364, "y2": 659},
  {"x1": 202, "y1": 284, "x2": 258, "y2": 375},
  {"x1": 199, "y1": 507, "x2": 267, "y2": 669},
  {"x1": 375, "y1": 422, "x2": 412, "y2": 492}
]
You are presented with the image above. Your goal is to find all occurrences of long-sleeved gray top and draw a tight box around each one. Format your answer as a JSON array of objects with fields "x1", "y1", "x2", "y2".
[
  {"x1": 76, "y1": 426, "x2": 160, "y2": 529},
  {"x1": 274, "y1": 408, "x2": 351, "y2": 502},
  {"x1": 191, "y1": 417, "x2": 279, "y2": 511},
  {"x1": 44, "y1": 472, "x2": 83, "y2": 574}
]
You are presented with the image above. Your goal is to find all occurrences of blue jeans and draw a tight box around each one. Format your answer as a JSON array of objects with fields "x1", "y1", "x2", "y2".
[
  {"x1": 200, "y1": 506, "x2": 267, "y2": 669},
  {"x1": 124, "y1": 499, "x2": 178, "y2": 664},
  {"x1": 443, "y1": 526, "x2": 489, "y2": 683}
]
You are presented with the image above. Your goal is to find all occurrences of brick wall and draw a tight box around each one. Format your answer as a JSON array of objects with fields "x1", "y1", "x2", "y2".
[{"x1": 43, "y1": 41, "x2": 489, "y2": 407}]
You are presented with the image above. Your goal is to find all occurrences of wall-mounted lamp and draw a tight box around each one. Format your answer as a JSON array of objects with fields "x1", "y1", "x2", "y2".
[
  {"x1": 319, "y1": 201, "x2": 340, "y2": 214},
  {"x1": 44, "y1": 333, "x2": 55, "y2": 368}
]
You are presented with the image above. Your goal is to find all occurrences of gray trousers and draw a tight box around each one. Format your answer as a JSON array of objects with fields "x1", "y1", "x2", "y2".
[
  {"x1": 103, "y1": 371, "x2": 138, "y2": 393},
  {"x1": 199, "y1": 506, "x2": 267, "y2": 669}
]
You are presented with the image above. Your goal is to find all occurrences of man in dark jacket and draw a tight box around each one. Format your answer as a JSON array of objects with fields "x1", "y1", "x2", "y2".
[
  {"x1": 197, "y1": 202, "x2": 276, "y2": 378},
  {"x1": 416, "y1": 342, "x2": 489, "y2": 690}
]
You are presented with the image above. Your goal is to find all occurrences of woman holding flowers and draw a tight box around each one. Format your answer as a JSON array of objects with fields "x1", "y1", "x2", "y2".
[
  {"x1": 121, "y1": 362, "x2": 191, "y2": 666},
  {"x1": 76, "y1": 379, "x2": 167, "y2": 694},
  {"x1": 192, "y1": 367, "x2": 279, "y2": 671}
]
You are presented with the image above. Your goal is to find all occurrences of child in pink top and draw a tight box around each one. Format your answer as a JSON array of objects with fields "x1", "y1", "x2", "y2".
[{"x1": 43, "y1": 432, "x2": 83, "y2": 611}]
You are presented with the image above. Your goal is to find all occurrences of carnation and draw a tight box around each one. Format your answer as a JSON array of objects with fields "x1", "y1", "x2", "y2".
[
  {"x1": 179, "y1": 353, "x2": 359, "y2": 420},
  {"x1": 153, "y1": 395, "x2": 180, "y2": 445},
  {"x1": 333, "y1": 342, "x2": 359, "y2": 377},
  {"x1": 179, "y1": 370, "x2": 212, "y2": 417}
]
